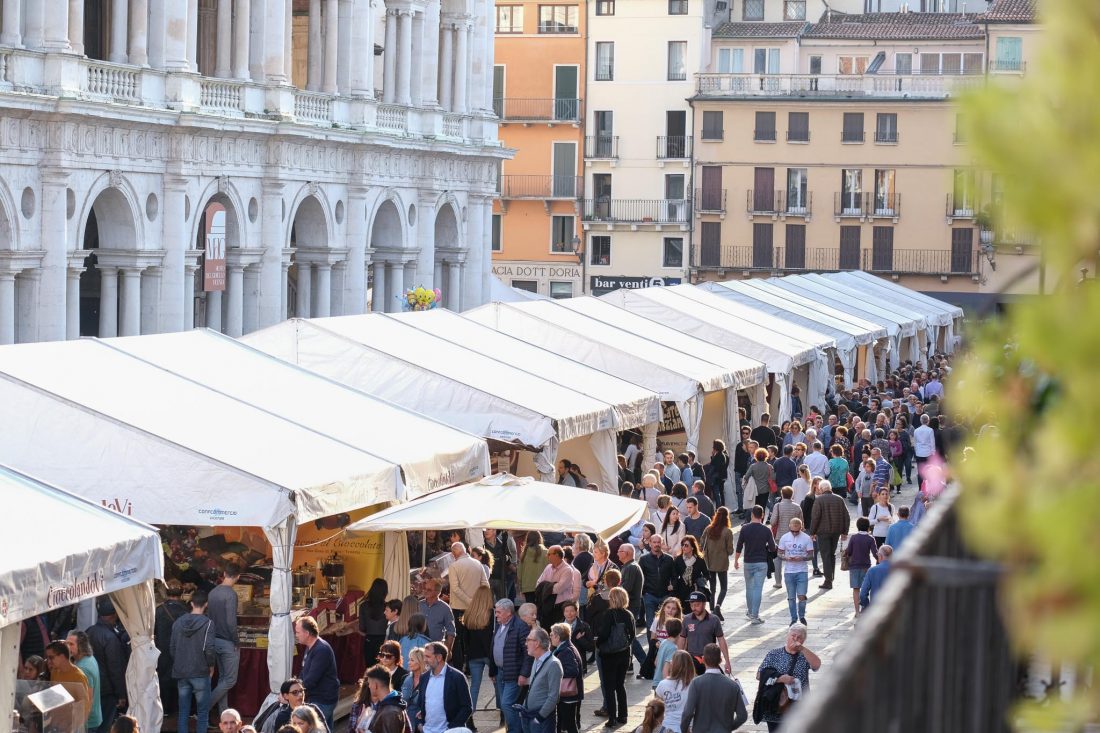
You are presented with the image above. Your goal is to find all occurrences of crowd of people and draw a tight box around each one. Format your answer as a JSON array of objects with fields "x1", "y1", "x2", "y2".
[{"x1": 14, "y1": 357, "x2": 956, "y2": 733}]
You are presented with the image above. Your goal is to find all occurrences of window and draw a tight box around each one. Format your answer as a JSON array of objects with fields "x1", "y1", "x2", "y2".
[
  {"x1": 700, "y1": 222, "x2": 722, "y2": 266},
  {"x1": 784, "y1": 0, "x2": 806, "y2": 20},
  {"x1": 551, "y1": 216, "x2": 576, "y2": 253},
  {"x1": 995, "y1": 37, "x2": 1022, "y2": 71},
  {"x1": 874, "y1": 169, "x2": 896, "y2": 214},
  {"x1": 963, "y1": 53, "x2": 984, "y2": 75},
  {"x1": 953, "y1": 169, "x2": 976, "y2": 216},
  {"x1": 842, "y1": 112, "x2": 864, "y2": 143},
  {"x1": 495, "y1": 5, "x2": 524, "y2": 33},
  {"x1": 743, "y1": 0, "x2": 764, "y2": 21},
  {"x1": 920, "y1": 53, "x2": 940, "y2": 75},
  {"x1": 717, "y1": 48, "x2": 744, "y2": 73},
  {"x1": 663, "y1": 238, "x2": 684, "y2": 268},
  {"x1": 595, "y1": 42, "x2": 614, "y2": 80},
  {"x1": 538, "y1": 5, "x2": 578, "y2": 33},
  {"x1": 491, "y1": 214, "x2": 502, "y2": 251},
  {"x1": 942, "y1": 53, "x2": 962, "y2": 74},
  {"x1": 954, "y1": 113, "x2": 967, "y2": 144},
  {"x1": 787, "y1": 111, "x2": 809, "y2": 142},
  {"x1": 841, "y1": 168, "x2": 862, "y2": 215},
  {"x1": 492, "y1": 65, "x2": 504, "y2": 116},
  {"x1": 512, "y1": 280, "x2": 538, "y2": 293},
  {"x1": 786, "y1": 168, "x2": 808, "y2": 214},
  {"x1": 669, "y1": 0, "x2": 689, "y2": 14},
  {"x1": 665, "y1": 175, "x2": 687, "y2": 221},
  {"x1": 589, "y1": 235, "x2": 611, "y2": 266},
  {"x1": 552, "y1": 142, "x2": 577, "y2": 196},
  {"x1": 753, "y1": 48, "x2": 779, "y2": 74},
  {"x1": 785, "y1": 224, "x2": 806, "y2": 268},
  {"x1": 596, "y1": 0, "x2": 615, "y2": 15},
  {"x1": 838, "y1": 55, "x2": 869, "y2": 75},
  {"x1": 702, "y1": 110, "x2": 724, "y2": 140},
  {"x1": 839, "y1": 226, "x2": 861, "y2": 269},
  {"x1": 700, "y1": 166, "x2": 723, "y2": 210},
  {"x1": 754, "y1": 111, "x2": 776, "y2": 141},
  {"x1": 667, "y1": 42, "x2": 687, "y2": 81},
  {"x1": 809, "y1": 55, "x2": 822, "y2": 75},
  {"x1": 752, "y1": 223, "x2": 774, "y2": 268},
  {"x1": 875, "y1": 113, "x2": 898, "y2": 143},
  {"x1": 753, "y1": 168, "x2": 775, "y2": 212},
  {"x1": 951, "y1": 227, "x2": 974, "y2": 273},
  {"x1": 549, "y1": 281, "x2": 574, "y2": 299},
  {"x1": 895, "y1": 53, "x2": 912, "y2": 75},
  {"x1": 871, "y1": 226, "x2": 894, "y2": 271}
]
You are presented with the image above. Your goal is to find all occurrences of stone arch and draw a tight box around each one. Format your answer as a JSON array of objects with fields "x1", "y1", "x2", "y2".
[
  {"x1": 190, "y1": 180, "x2": 248, "y2": 332},
  {"x1": 286, "y1": 191, "x2": 333, "y2": 319},
  {"x1": 189, "y1": 179, "x2": 247, "y2": 252},
  {"x1": 0, "y1": 179, "x2": 17, "y2": 251},
  {"x1": 433, "y1": 201, "x2": 462, "y2": 250},
  {"x1": 77, "y1": 178, "x2": 143, "y2": 337},
  {"x1": 369, "y1": 196, "x2": 405, "y2": 251},
  {"x1": 432, "y1": 202, "x2": 464, "y2": 310}
]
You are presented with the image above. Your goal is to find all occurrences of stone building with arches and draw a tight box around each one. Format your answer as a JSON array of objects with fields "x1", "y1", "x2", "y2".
[{"x1": 0, "y1": 0, "x2": 505, "y2": 343}]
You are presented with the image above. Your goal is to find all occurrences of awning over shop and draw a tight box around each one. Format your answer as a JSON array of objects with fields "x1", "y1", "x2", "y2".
[{"x1": 346, "y1": 474, "x2": 648, "y2": 541}]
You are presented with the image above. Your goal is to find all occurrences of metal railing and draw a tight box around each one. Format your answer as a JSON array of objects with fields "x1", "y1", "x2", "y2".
[
  {"x1": 695, "y1": 188, "x2": 727, "y2": 213},
  {"x1": 493, "y1": 98, "x2": 582, "y2": 122},
  {"x1": 842, "y1": 129, "x2": 865, "y2": 143},
  {"x1": 585, "y1": 135, "x2": 619, "y2": 159},
  {"x1": 783, "y1": 485, "x2": 1017, "y2": 732},
  {"x1": 656, "y1": 135, "x2": 692, "y2": 159},
  {"x1": 500, "y1": 175, "x2": 583, "y2": 199},
  {"x1": 946, "y1": 194, "x2": 978, "y2": 219},
  {"x1": 786, "y1": 129, "x2": 810, "y2": 142},
  {"x1": 833, "y1": 192, "x2": 901, "y2": 218},
  {"x1": 989, "y1": 59, "x2": 1027, "y2": 73},
  {"x1": 695, "y1": 72, "x2": 984, "y2": 98},
  {"x1": 695, "y1": 245, "x2": 844, "y2": 271},
  {"x1": 874, "y1": 130, "x2": 900, "y2": 143},
  {"x1": 581, "y1": 198, "x2": 691, "y2": 224},
  {"x1": 862, "y1": 247, "x2": 978, "y2": 274},
  {"x1": 747, "y1": 189, "x2": 782, "y2": 215},
  {"x1": 785, "y1": 191, "x2": 812, "y2": 217}
]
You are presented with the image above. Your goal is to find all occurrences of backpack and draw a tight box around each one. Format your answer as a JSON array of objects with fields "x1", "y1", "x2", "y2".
[{"x1": 598, "y1": 612, "x2": 631, "y2": 655}]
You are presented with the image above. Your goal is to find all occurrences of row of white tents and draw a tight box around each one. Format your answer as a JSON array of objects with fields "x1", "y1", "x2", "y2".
[{"x1": 0, "y1": 271, "x2": 961, "y2": 733}]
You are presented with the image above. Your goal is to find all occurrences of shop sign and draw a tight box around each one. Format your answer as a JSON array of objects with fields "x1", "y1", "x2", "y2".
[
  {"x1": 590, "y1": 275, "x2": 682, "y2": 292},
  {"x1": 46, "y1": 571, "x2": 104, "y2": 609},
  {"x1": 493, "y1": 263, "x2": 582, "y2": 279},
  {"x1": 204, "y1": 205, "x2": 226, "y2": 292}
]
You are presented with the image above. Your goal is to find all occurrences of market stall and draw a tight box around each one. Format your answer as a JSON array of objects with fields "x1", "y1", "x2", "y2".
[
  {"x1": 0, "y1": 465, "x2": 163, "y2": 733},
  {"x1": 467, "y1": 299, "x2": 767, "y2": 463}
]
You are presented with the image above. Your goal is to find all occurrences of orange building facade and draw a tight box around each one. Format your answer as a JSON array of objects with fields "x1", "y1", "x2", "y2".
[{"x1": 491, "y1": 0, "x2": 586, "y2": 297}]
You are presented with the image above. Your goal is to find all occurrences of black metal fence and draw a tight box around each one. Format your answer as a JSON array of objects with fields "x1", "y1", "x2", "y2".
[
  {"x1": 500, "y1": 175, "x2": 583, "y2": 199},
  {"x1": 493, "y1": 97, "x2": 581, "y2": 122},
  {"x1": 584, "y1": 135, "x2": 619, "y2": 159},
  {"x1": 581, "y1": 198, "x2": 691, "y2": 223},
  {"x1": 656, "y1": 135, "x2": 692, "y2": 159}
]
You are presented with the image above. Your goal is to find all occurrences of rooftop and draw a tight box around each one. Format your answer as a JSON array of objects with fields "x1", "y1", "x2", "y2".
[
  {"x1": 713, "y1": 21, "x2": 807, "y2": 38},
  {"x1": 803, "y1": 11, "x2": 985, "y2": 40},
  {"x1": 979, "y1": 0, "x2": 1037, "y2": 23}
]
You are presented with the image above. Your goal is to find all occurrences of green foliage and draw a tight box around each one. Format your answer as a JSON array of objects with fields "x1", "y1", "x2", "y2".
[{"x1": 952, "y1": 1, "x2": 1100, "y2": 727}]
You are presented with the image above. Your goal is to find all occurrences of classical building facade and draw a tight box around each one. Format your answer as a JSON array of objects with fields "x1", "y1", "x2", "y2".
[{"x1": 0, "y1": 0, "x2": 506, "y2": 345}]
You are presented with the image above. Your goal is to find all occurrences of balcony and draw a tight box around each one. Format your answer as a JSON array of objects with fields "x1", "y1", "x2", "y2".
[
  {"x1": 695, "y1": 188, "x2": 727, "y2": 214},
  {"x1": 989, "y1": 59, "x2": 1027, "y2": 73},
  {"x1": 694, "y1": 72, "x2": 984, "y2": 99},
  {"x1": 585, "y1": 135, "x2": 620, "y2": 159},
  {"x1": 868, "y1": 193, "x2": 901, "y2": 219},
  {"x1": 862, "y1": 247, "x2": 979, "y2": 275},
  {"x1": 581, "y1": 198, "x2": 692, "y2": 225},
  {"x1": 694, "y1": 244, "x2": 979, "y2": 277},
  {"x1": 656, "y1": 136, "x2": 692, "y2": 159},
  {"x1": 833, "y1": 192, "x2": 901, "y2": 220},
  {"x1": 494, "y1": 97, "x2": 581, "y2": 123},
  {"x1": 874, "y1": 130, "x2": 899, "y2": 144},
  {"x1": 746, "y1": 189, "x2": 782, "y2": 216},
  {"x1": 499, "y1": 175, "x2": 582, "y2": 200},
  {"x1": 945, "y1": 194, "x2": 978, "y2": 219}
]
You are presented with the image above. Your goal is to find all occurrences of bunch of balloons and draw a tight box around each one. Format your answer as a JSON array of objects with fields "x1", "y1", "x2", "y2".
[{"x1": 401, "y1": 286, "x2": 442, "y2": 311}]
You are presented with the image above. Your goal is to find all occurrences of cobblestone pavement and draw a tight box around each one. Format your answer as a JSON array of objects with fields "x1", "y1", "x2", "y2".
[{"x1": 471, "y1": 482, "x2": 918, "y2": 733}]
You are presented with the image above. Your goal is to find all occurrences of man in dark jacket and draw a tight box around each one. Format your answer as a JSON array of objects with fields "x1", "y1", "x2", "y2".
[
  {"x1": 417, "y1": 641, "x2": 472, "y2": 733},
  {"x1": 638, "y1": 535, "x2": 674, "y2": 638},
  {"x1": 86, "y1": 597, "x2": 128, "y2": 733},
  {"x1": 170, "y1": 589, "x2": 216, "y2": 733},
  {"x1": 364, "y1": 664, "x2": 411, "y2": 733},
  {"x1": 750, "y1": 413, "x2": 781, "y2": 453},
  {"x1": 808, "y1": 482, "x2": 851, "y2": 590},
  {"x1": 488, "y1": 600, "x2": 528, "y2": 733},
  {"x1": 294, "y1": 616, "x2": 340, "y2": 729},
  {"x1": 155, "y1": 582, "x2": 189, "y2": 714}
]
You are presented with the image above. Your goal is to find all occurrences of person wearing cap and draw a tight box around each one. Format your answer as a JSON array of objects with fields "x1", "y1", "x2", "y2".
[
  {"x1": 86, "y1": 596, "x2": 129, "y2": 733},
  {"x1": 675, "y1": 592, "x2": 729, "y2": 676}
]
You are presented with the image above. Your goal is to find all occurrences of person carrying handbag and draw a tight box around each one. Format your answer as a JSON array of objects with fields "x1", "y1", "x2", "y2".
[{"x1": 550, "y1": 623, "x2": 584, "y2": 733}]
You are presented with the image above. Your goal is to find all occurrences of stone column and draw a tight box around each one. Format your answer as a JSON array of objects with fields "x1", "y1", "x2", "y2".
[
  {"x1": 109, "y1": 0, "x2": 127, "y2": 62},
  {"x1": 433, "y1": 260, "x2": 443, "y2": 290},
  {"x1": 284, "y1": 0, "x2": 293, "y2": 80},
  {"x1": 350, "y1": 0, "x2": 373, "y2": 96},
  {"x1": 24, "y1": 0, "x2": 45, "y2": 50},
  {"x1": 1, "y1": 0, "x2": 22, "y2": 47},
  {"x1": 160, "y1": 180, "x2": 187, "y2": 331},
  {"x1": 279, "y1": 258, "x2": 291, "y2": 319},
  {"x1": 446, "y1": 261, "x2": 461, "y2": 310},
  {"x1": 295, "y1": 261, "x2": 312, "y2": 318},
  {"x1": 97, "y1": 267, "x2": 119, "y2": 336},
  {"x1": 403, "y1": 259, "x2": 418, "y2": 290},
  {"x1": 464, "y1": 198, "x2": 484, "y2": 308},
  {"x1": 259, "y1": 183, "x2": 286, "y2": 328},
  {"x1": 65, "y1": 264, "x2": 82, "y2": 340},
  {"x1": 187, "y1": 0, "x2": 199, "y2": 71},
  {"x1": 345, "y1": 191, "x2": 368, "y2": 313},
  {"x1": 162, "y1": 1, "x2": 187, "y2": 69},
  {"x1": 396, "y1": 10, "x2": 412, "y2": 105},
  {"x1": 43, "y1": 0, "x2": 71, "y2": 51},
  {"x1": 129, "y1": 0, "x2": 149, "y2": 66},
  {"x1": 313, "y1": 263, "x2": 331, "y2": 317},
  {"x1": 419, "y1": 0, "x2": 440, "y2": 107},
  {"x1": 331, "y1": 262, "x2": 346, "y2": 316},
  {"x1": 337, "y1": 0, "x2": 352, "y2": 94},
  {"x1": 307, "y1": 0, "x2": 322, "y2": 91},
  {"x1": 216, "y1": 0, "x2": 232, "y2": 78},
  {"x1": 263, "y1": 0, "x2": 287, "y2": 82},
  {"x1": 37, "y1": 173, "x2": 68, "y2": 342},
  {"x1": 232, "y1": 0, "x2": 250, "y2": 79},
  {"x1": 323, "y1": 0, "x2": 338, "y2": 93},
  {"x1": 371, "y1": 260, "x2": 386, "y2": 312},
  {"x1": 384, "y1": 260, "x2": 404, "y2": 313},
  {"x1": 206, "y1": 289, "x2": 222, "y2": 331},
  {"x1": 409, "y1": 11, "x2": 423, "y2": 105},
  {"x1": 242, "y1": 265, "x2": 260, "y2": 333},
  {"x1": 140, "y1": 267, "x2": 161, "y2": 334},
  {"x1": 0, "y1": 273, "x2": 16, "y2": 345},
  {"x1": 147, "y1": 0, "x2": 164, "y2": 67},
  {"x1": 438, "y1": 23, "x2": 453, "y2": 111},
  {"x1": 382, "y1": 9, "x2": 397, "y2": 103},
  {"x1": 119, "y1": 267, "x2": 142, "y2": 336},
  {"x1": 14, "y1": 272, "x2": 40, "y2": 344},
  {"x1": 248, "y1": 0, "x2": 264, "y2": 80},
  {"x1": 453, "y1": 21, "x2": 469, "y2": 114},
  {"x1": 225, "y1": 263, "x2": 244, "y2": 336},
  {"x1": 184, "y1": 262, "x2": 200, "y2": 329}
]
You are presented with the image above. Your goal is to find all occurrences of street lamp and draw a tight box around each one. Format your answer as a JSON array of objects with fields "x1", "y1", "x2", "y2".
[{"x1": 571, "y1": 235, "x2": 585, "y2": 296}]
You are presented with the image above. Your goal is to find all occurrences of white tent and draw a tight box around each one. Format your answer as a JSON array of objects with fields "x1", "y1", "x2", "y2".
[
  {"x1": 602, "y1": 286, "x2": 820, "y2": 422},
  {"x1": 829, "y1": 271, "x2": 964, "y2": 354},
  {"x1": 0, "y1": 466, "x2": 164, "y2": 733},
  {"x1": 242, "y1": 318, "x2": 637, "y2": 492},
  {"x1": 701, "y1": 279, "x2": 887, "y2": 386},
  {"x1": 346, "y1": 474, "x2": 648, "y2": 541},
  {"x1": 798, "y1": 273, "x2": 931, "y2": 366},
  {"x1": 490, "y1": 275, "x2": 550, "y2": 302},
  {"x1": 0, "y1": 339, "x2": 406, "y2": 719},
  {"x1": 101, "y1": 329, "x2": 490, "y2": 500},
  {"x1": 466, "y1": 300, "x2": 767, "y2": 465}
]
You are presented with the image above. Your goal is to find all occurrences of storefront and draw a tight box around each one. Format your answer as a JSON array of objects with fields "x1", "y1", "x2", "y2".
[
  {"x1": 492, "y1": 261, "x2": 583, "y2": 298},
  {"x1": 589, "y1": 275, "x2": 682, "y2": 296}
]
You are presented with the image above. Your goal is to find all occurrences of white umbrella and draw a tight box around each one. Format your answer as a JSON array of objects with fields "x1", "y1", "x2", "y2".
[{"x1": 346, "y1": 474, "x2": 647, "y2": 540}]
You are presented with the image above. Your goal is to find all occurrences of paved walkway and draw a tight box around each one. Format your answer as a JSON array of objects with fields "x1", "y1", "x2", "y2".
[{"x1": 471, "y1": 482, "x2": 918, "y2": 732}]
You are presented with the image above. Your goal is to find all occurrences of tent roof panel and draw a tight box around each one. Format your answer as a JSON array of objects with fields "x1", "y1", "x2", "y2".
[
  {"x1": 799, "y1": 273, "x2": 929, "y2": 332},
  {"x1": 830, "y1": 271, "x2": 962, "y2": 324},
  {"x1": 745, "y1": 279, "x2": 897, "y2": 338},
  {"x1": 768, "y1": 276, "x2": 913, "y2": 336}
]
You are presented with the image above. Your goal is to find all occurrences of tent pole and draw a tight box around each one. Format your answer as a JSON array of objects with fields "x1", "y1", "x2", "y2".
[{"x1": 421, "y1": 530, "x2": 426, "y2": 567}]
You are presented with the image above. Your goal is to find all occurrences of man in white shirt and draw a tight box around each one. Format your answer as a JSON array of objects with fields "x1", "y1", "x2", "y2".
[
  {"x1": 639, "y1": 473, "x2": 662, "y2": 511},
  {"x1": 418, "y1": 641, "x2": 471, "y2": 733},
  {"x1": 777, "y1": 518, "x2": 815, "y2": 626},
  {"x1": 912, "y1": 414, "x2": 936, "y2": 481},
  {"x1": 802, "y1": 441, "x2": 829, "y2": 479},
  {"x1": 446, "y1": 543, "x2": 489, "y2": 670}
]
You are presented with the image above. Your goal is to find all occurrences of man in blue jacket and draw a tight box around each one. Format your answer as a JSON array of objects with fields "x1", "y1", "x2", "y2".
[
  {"x1": 294, "y1": 616, "x2": 339, "y2": 729},
  {"x1": 417, "y1": 641, "x2": 472, "y2": 733},
  {"x1": 488, "y1": 599, "x2": 528, "y2": 733},
  {"x1": 859, "y1": 545, "x2": 893, "y2": 611}
]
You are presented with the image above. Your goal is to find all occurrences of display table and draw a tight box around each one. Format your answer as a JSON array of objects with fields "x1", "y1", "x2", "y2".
[{"x1": 228, "y1": 631, "x2": 366, "y2": 717}]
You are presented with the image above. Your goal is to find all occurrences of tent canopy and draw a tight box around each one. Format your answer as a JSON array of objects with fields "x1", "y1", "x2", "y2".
[
  {"x1": 346, "y1": 474, "x2": 648, "y2": 540},
  {"x1": 842, "y1": 270, "x2": 964, "y2": 322},
  {"x1": 0, "y1": 465, "x2": 163, "y2": 627},
  {"x1": 387, "y1": 309, "x2": 661, "y2": 430},
  {"x1": 490, "y1": 276, "x2": 551, "y2": 302},
  {"x1": 796, "y1": 274, "x2": 927, "y2": 336},
  {"x1": 0, "y1": 340, "x2": 402, "y2": 527},
  {"x1": 767, "y1": 275, "x2": 910, "y2": 337},
  {"x1": 101, "y1": 330, "x2": 491, "y2": 500},
  {"x1": 828, "y1": 272, "x2": 954, "y2": 328},
  {"x1": 748, "y1": 278, "x2": 896, "y2": 340}
]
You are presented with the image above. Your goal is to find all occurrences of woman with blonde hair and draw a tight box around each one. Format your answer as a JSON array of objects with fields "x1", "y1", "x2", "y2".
[
  {"x1": 586, "y1": 540, "x2": 614, "y2": 602},
  {"x1": 400, "y1": 647, "x2": 426, "y2": 730},
  {"x1": 595, "y1": 587, "x2": 636, "y2": 727},
  {"x1": 631, "y1": 698, "x2": 665, "y2": 733},
  {"x1": 654, "y1": 651, "x2": 696, "y2": 733},
  {"x1": 289, "y1": 706, "x2": 326, "y2": 733},
  {"x1": 463, "y1": 586, "x2": 495, "y2": 715},
  {"x1": 393, "y1": 594, "x2": 418, "y2": 639}
]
